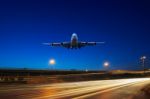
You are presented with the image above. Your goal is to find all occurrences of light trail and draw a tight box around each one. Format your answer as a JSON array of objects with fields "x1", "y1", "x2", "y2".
[{"x1": 0, "y1": 78, "x2": 150, "y2": 99}]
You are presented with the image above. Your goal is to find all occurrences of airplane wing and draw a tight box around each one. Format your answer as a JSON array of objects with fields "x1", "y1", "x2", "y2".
[
  {"x1": 43, "y1": 42, "x2": 71, "y2": 48},
  {"x1": 61, "y1": 42, "x2": 71, "y2": 48},
  {"x1": 43, "y1": 43, "x2": 61, "y2": 46},
  {"x1": 78, "y1": 42, "x2": 105, "y2": 48}
]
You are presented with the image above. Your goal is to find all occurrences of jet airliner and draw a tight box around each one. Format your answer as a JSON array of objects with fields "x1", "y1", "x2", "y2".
[{"x1": 43, "y1": 33, "x2": 104, "y2": 49}]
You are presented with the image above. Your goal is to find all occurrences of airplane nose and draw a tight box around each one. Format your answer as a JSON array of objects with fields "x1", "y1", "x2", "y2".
[
  {"x1": 71, "y1": 33, "x2": 78, "y2": 41},
  {"x1": 72, "y1": 33, "x2": 77, "y2": 36}
]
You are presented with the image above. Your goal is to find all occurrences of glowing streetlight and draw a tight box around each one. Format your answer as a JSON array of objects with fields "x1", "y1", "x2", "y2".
[
  {"x1": 141, "y1": 56, "x2": 146, "y2": 60},
  {"x1": 140, "y1": 56, "x2": 146, "y2": 74},
  {"x1": 103, "y1": 61, "x2": 110, "y2": 72},
  {"x1": 104, "y1": 62, "x2": 109, "y2": 67},
  {"x1": 49, "y1": 59, "x2": 56, "y2": 70},
  {"x1": 49, "y1": 59, "x2": 55, "y2": 65}
]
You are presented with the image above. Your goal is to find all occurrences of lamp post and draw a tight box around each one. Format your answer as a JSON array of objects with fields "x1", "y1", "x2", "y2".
[
  {"x1": 140, "y1": 56, "x2": 146, "y2": 74},
  {"x1": 104, "y1": 62, "x2": 110, "y2": 72},
  {"x1": 49, "y1": 59, "x2": 56, "y2": 70}
]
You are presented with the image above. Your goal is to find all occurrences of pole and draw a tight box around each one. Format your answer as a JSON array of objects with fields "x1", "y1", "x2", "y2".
[
  {"x1": 141, "y1": 56, "x2": 146, "y2": 74},
  {"x1": 143, "y1": 58, "x2": 145, "y2": 74}
]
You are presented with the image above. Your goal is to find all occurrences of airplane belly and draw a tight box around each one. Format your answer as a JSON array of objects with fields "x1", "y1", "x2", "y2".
[{"x1": 71, "y1": 39, "x2": 78, "y2": 47}]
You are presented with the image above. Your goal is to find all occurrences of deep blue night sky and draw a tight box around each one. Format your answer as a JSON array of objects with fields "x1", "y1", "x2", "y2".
[{"x1": 0, "y1": 0, "x2": 150, "y2": 70}]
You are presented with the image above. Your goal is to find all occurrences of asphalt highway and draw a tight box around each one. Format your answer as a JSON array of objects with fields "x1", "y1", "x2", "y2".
[{"x1": 0, "y1": 78, "x2": 150, "y2": 99}]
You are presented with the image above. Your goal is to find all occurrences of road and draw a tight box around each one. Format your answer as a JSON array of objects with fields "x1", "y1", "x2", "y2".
[{"x1": 0, "y1": 78, "x2": 150, "y2": 99}]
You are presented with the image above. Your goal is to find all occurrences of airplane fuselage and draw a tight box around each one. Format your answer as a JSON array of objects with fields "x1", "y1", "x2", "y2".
[{"x1": 71, "y1": 33, "x2": 78, "y2": 48}]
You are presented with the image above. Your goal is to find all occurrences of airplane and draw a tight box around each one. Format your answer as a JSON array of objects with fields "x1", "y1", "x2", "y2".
[{"x1": 43, "y1": 33, "x2": 105, "y2": 49}]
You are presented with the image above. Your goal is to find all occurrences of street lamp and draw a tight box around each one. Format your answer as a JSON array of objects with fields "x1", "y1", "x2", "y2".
[
  {"x1": 104, "y1": 62, "x2": 110, "y2": 72},
  {"x1": 49, "y1": 59, "x2": 56, "y2": 70},
  {"x1": 140, "y1": 56, "x2": 146, "y2": 74}
]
